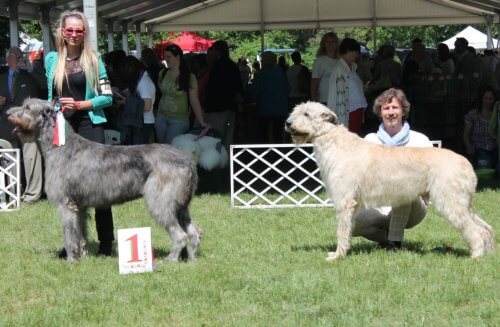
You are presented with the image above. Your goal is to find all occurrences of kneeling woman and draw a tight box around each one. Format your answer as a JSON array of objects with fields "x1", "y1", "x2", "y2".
[{"x1": 354, "y1": 88, "x2": 433, "y2": 249}]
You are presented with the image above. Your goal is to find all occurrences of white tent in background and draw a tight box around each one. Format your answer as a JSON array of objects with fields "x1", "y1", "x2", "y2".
[{"x1": 442, "y1": 26, "x2": 499, "y2": 50}]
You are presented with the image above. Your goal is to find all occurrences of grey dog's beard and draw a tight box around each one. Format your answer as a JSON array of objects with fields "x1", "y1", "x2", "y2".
[{"x1": 8, "y1": 116, "x2": 38, "y2": 142}]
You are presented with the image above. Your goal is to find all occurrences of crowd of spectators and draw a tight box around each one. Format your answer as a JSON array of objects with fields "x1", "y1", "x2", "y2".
[{"x1": 2, "y1": 29, "x2": 500, "y2": 206}]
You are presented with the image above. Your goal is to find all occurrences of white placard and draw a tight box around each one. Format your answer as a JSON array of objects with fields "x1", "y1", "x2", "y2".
[{"x1": 117, "y1": 227, "x2": 155, "y2": 275}]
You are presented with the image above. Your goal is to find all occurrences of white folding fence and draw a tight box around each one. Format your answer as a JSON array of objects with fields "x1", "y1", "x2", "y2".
[
  {"x1": 0, "y1": 149, "x2": 21, "y2": 211},
  {"x1": 230, "y1": 141, "x2": 442, "y2": 209},
  {"x1": 230, "y1": 144, "x2": 331, "y2": 209}
]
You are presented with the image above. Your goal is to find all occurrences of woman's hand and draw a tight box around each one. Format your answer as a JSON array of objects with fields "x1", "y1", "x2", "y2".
[
  {"x1": 58, "y1": 98, "x2": 90, "y2": 111},
  {"x1": 58, "y1": 97, "x2": 77, "y2": 110},
  {"x1": 200, "y1": 121, "x2": 212, "y2": 129}
]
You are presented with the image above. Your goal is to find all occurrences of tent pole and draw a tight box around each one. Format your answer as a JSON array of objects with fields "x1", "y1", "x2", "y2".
[
  {"x1": 40, "y1": 4, "x2": 54, "y2": 54},
  {"x1": 107, "y1": 20, "x2": 114, "y2": 53},
  {"x1": 135, "y1": 21, "x2": 142, "y2": 58},
  {"x1": 121, "y1": 21, "x2": 129, "y2": 55},
  {"x1": 146, "y1": 25, "x2": 153, "y2": 48},
  {"x1": 8, "y1": 0, "x2": 19, "y2": 47},
  {"x1": 486, "y1": 15, "x2": 493, "y2": 50},
  {"x1": 372, "y1": 0, "x2": 377, "y2": 50},
  {"x1": 259, "y1": 0, "x2": 264, "y2": 52},
  {"x1": 83, "y1": 0, "x2": 98, "y2": 52}
]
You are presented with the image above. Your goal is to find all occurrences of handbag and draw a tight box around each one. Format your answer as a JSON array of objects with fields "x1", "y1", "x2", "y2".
[
  {"x1": 121, "y1": 71, "x2": 145, "y2": 129},
  {"x1": 121, "y1": 89, "x2": 144, "y2": 128}
]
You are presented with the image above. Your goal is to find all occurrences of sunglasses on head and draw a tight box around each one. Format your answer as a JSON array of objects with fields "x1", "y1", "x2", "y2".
[{"x1": 62, "y1": 27, "x2": 86, "y2": 37}]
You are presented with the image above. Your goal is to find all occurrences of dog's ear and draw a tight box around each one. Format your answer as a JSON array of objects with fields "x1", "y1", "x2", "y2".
[{"x1": 321, "y1": 110, "x2": 338, "y2": 125}]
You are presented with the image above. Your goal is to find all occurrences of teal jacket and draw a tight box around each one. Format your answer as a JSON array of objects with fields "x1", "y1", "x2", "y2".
[{"x1": 45, "y1": 51, "x2": 112, "y2": 124}]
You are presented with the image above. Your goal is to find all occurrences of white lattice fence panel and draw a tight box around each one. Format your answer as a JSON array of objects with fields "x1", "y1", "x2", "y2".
[
  {"x1": 230, "y1": 144, "x2": 332, "y2": 208},
  {"x1": 0, "y1": 149, "x2": 21, "y2": 211}
]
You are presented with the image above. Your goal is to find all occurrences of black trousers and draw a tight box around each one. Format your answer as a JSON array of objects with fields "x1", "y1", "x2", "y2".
[{"x1": 73, "y1": 115, "x2": 114, "y2": 244}]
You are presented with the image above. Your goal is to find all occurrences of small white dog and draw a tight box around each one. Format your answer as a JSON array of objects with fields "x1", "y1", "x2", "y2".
[{"x1": 171, "y1": 134, "x2": 228, "y2": 171}]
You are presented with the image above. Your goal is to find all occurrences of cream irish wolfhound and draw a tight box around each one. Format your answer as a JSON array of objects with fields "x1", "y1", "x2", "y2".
[{"x1": 285, "y1": 102, "x2": 494, "y2": 261}]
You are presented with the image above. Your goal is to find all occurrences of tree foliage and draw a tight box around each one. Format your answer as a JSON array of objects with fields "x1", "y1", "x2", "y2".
[{"x1": 2, "y1": 17, "x2": 499, "y2": 69}]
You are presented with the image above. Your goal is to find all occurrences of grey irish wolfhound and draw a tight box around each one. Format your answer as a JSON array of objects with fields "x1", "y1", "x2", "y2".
[
  {"x1": 7, "y1": 98, "x2": 201, "y2": 262},
  {"x1": 285, "y1": 102, "x2": 494, "y2": 261}
]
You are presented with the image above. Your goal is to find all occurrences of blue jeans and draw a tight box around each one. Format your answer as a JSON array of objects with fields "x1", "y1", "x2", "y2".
[
  {"x1": 472, "y1": 148, "x2": 498, "y2": 169},
  {"x1": 155, "y1": 116, "x2": 189, "y2": 144}
]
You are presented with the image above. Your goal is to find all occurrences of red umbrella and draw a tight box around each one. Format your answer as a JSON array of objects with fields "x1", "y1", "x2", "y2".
[{"x1": 154, "y1": 32, "x2": 215, "y2": 59}]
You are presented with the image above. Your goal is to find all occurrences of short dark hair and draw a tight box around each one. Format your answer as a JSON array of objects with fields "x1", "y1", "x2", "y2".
[
  {"x1": 339, "y1": 38, "x2": 360, "y2": 55},
  {"x1": 455, "y1": 37, "x2": 469, "y2": 48},
  {"x1": 211, "y1": 40, "x2": 230, "y2": 58},
  {"x1": 412, "y1": 38, "x2": 423, "y2": 45},
  {"x1": 291, "y1": 51, "x2": 301, "y2": 64}
]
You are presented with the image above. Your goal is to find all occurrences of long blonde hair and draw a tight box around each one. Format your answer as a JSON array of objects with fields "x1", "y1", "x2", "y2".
[{"x1": 53, "y1": 10, "x2": 99, "y2": 95}]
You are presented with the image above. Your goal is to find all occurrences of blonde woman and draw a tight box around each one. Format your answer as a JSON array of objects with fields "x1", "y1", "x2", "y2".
[
  {"x1": 45, "y1": 10, "x2": 114, "y2": 257},
  {"x1": 311, "y1": 32, "x2": 339, "y2": 104}
]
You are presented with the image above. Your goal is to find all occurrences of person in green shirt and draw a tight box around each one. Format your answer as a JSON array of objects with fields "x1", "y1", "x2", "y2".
[{"x1": 156, "y1": 44, "x2": 210, "y2": 144}]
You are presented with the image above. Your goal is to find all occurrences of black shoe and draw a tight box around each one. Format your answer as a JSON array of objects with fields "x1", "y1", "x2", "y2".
[
  {"x1": 377, "y1": 241, "x2": 402, "y2": 251},
  {"x1": 58, "y1": 248, "x2": 67, "y2": 259},
  {"x1": 98, "y1": 242, "x2": 113, "y2": 256}
]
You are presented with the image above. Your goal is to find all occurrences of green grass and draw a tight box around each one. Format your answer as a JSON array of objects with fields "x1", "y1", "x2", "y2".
[{"x1": 1, "y1": 190, "x2": 499, "y2": 326}]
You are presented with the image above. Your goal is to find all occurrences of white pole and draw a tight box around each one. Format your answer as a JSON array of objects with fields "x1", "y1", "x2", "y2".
[
  {"x1": 107, "y1": 21, "x2": 114, "y2": 53},
  {"x1": 41, "y1": 5, "x2": 53, "y2": 54},
  {"x1": 8, "y1": 0, "x2": 19, "y2": 47},
  {"x1": 122, "y1": 21, "x2": 129, "y2": 54},
  {"x1": 83, "y1": 0, "x2": 98, "y2": 52},
  {"x1": 135, "y1": 22, "x2": 142, "y2": 58}
]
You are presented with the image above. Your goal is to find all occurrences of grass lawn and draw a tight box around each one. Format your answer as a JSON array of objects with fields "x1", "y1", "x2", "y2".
[{"x1": 0, "y1": 190, "x2": 498, "y2": 326}]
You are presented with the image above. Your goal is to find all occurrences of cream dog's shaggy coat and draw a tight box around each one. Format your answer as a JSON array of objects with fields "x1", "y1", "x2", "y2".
[{"x1": 285, "y1": 102, "x2": 494, "y2": 260}]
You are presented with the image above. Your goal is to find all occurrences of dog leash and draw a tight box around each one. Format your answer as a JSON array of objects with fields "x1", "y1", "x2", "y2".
[
  {"x1": 194, "y1": 127, "x2": 224, "y2": 154},
  {"x1": 195, "y1": 127, "x2": 211, "y2": 141}
]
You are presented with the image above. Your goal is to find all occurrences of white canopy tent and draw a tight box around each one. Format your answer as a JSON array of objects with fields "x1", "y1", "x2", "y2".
[
  {"x1": 0, "y1": 0, "x2": 499, "y2": 53},
  {"x1": 442, "y1": 25, "x2": 500, "y2": 49},
  {"x1": 144, "y1": 0, "x2": 500, "y2": 32}
]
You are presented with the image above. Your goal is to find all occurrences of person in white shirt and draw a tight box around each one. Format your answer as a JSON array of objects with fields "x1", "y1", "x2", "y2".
[
  {"x1": 353, "y1": 88, "x2": 433, "y2": 250},
  {"x1": 311, "y1": 32, "x2": 339, "y2": 104},
  {"x1": 326, "y1": 38, "x2": 367, "y2": 134},
  {"x1": 121, "y1": 55, "x2": 156, "y2": 144}
]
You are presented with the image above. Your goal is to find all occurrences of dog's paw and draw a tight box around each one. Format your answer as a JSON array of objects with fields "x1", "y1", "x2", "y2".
[
  {"x1": 325, "y1": 251, "x2": 343, "y2": 261},
  {"x1": 166, "y1": 253, "x2": 179, "y2": 262}
]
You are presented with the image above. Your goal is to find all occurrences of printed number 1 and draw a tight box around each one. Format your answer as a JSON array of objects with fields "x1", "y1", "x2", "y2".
[{"x1": 126, "y1": 234, "x2": 141, "y2": 263}]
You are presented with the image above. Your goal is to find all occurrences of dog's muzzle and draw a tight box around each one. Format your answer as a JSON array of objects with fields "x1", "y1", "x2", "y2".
[
  {"x1": 284, "y1": 120, "x2": 306, "y2": 137},
  {"x1": 284, "y1": 120, "x2": 294, "y2": 134}
]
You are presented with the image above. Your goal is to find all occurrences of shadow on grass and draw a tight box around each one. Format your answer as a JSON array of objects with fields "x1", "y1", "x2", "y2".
[
  {"x1": 50, "y1": 243, "x2": 193, "y2": 261},
  {"x1": 291, "y1": 240, "x2": 469, "y2": 257}
]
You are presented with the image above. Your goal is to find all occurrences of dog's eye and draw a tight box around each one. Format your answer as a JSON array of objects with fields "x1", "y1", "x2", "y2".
[{"x1": 304, "y1": 112, "x2": 309, "y2": 117}]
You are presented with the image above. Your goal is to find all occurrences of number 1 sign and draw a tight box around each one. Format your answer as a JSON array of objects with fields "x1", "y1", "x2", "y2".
[{"x1": 117, "y1": 227, "x2": 155, "y2": 274}]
